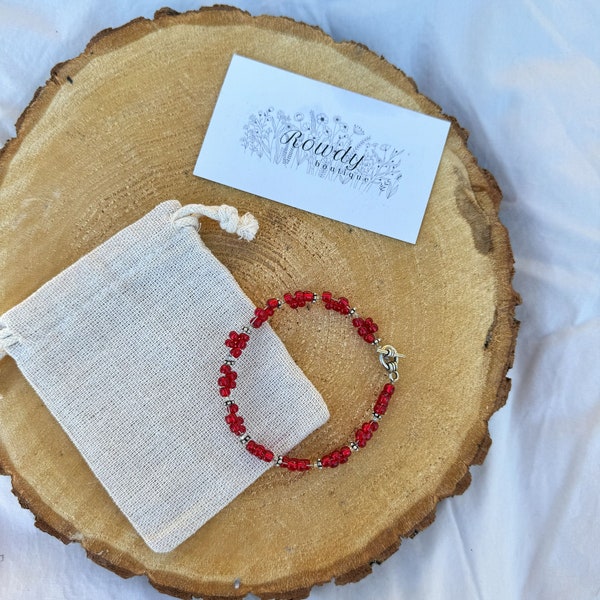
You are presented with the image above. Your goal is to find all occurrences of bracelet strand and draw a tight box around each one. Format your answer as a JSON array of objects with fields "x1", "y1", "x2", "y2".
[{"x1": 218, "y1": 290, "x2": 401, "y2": 471}]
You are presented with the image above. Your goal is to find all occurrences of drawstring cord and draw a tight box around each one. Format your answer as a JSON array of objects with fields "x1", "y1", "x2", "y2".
[{"x1": 171, "y1": 203, "x2": 259, "y2": 241}]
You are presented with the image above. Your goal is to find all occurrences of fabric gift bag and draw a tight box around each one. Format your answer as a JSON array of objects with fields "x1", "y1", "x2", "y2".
[{"x1": 0, "y1": 200, "x2": 329, "y2": 552}]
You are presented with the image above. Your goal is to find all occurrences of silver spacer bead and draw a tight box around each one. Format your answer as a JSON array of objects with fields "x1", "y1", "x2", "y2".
[
  {"x1": 350, "y1": 441, "x2": 359, "y2": 452},
  {"x1": 372, "y1": 338, "x2": 381, "y2": 346},
  {"x1": 372, "y1": 412, "x2": 382, "y2": 421},
  {"x1": 224, "y1": 359, "x2": 235, "y2": 366},
  {"x1": 241, "y1": 326, "x2": 250, "y2": 333},
  {"x1": 239, "y1": 434, "x2": 251, "y2": 445},
  {"x1": 312, "y1": 293, "x2": 318, "y2": 303},
  {"x1": 225, "y1": 400, "x2": 234, "y2": 406},
  {"x1": 276, "y1": 455, "x2": 284, "y2": 466},
  {"x1": 315, "y1": 459, "x2": 323, "y2": 469},
  {"x1": 349, "y1": 307, "x2": 357, "y2": 316}
]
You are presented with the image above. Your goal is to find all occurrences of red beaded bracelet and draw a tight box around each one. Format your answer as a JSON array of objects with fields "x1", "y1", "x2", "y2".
[{"x1": 218, "y1": 291, "x2": 402, "y2": 471}]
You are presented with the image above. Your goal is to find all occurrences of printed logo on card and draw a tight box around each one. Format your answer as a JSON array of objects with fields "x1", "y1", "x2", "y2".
[{"x1": 241, "y1": 108, "x2": 405, "y2": 199}]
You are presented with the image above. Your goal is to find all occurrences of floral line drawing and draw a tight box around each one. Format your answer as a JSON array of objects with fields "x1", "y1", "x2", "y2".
[{"x1": 240, "y1": 108, "x2": 404, "y2": 198}]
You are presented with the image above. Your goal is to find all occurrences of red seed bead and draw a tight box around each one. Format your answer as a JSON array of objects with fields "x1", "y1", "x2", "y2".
[
  {"x1": 283, "y1": 292, "x2": 293, "y2": 304},
  {"x1": 218, "y1": 377, "x2": 228, "y2": 387},
  {"x1": 239, "y1": 334, "x2": 249, "y2": 342},
  {"x1": 286, "y1": 294, "x2": 297, "y2": 307},
  {"x1": 357, "y1": 437, "x2": 367, "y2": 448},
  {"x1": 228, "y1": 403, "x2": 238, "y2": 413},
  {"x1": 362, "y1": 422, "x2": 372, "y2": 433},
  {"x1": 219, "y1": 387, "x2": 231, "y2": 397},
  {"x1": 267, "y1": 298, "x2": 279, "y2": 308},
  {"x1": 304, "y1": 291, "x2": 314, "y2": 301},
  {"x1": 230, "y1": 347, "x2": 242, "y2": 358},
  {"x1": 384, "y1": 383, "x2": 395, "y2": 395},
  {"x1": 341, "y1": 446, "x2": 352, "y2": 458},
  {"x1": 352, "y1": 317, "x2": 363, "y2": 328},
  {"x1": 358, "y1": 326, "x2": 368, "y2": 336},
  {"x1": 370, "y1": 421, "x2": 379, "y2": 432},
  {"x1": 225, "y1": 414, "x2": 236, "y2": 424},
  {"x1": 220, "y1": 364, "x2": 231, "y2": 374},
  {"x1": 322, "y1": 291, "x2": 332, "y2": 302},
  {"x1": 264, "y1": 450, "x2": 274, "y2": 462},
  {"x1": 247, "y1": 441, "x2": 256, "y2": 451},
  {"x1": 365, "y1": 333, "x2": 375, "y2": 343}
]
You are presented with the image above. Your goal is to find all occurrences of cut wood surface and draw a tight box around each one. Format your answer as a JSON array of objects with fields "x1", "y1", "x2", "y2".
[{"x1": 0, "y1": 6, "x2": 519, "y2": 600}]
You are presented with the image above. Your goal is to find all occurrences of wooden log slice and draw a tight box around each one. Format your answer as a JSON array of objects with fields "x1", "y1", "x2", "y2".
[{"x1": 0, "y1": 6, "x2": 519, "y2": 600}]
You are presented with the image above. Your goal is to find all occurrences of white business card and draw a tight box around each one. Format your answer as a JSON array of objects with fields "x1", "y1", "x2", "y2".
[{"x1": 194, "y1": 55, "x2": 450, "y2": 244}]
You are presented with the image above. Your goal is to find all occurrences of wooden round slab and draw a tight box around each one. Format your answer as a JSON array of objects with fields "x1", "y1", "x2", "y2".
[{"x1": 0, "y1": 6, "x2": 518, "y2": 599}]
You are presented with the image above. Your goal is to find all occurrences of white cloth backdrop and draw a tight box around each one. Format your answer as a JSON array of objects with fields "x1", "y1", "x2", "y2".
[{"x1": 0, "y1": 1, "x2": 598, "y2": 599}]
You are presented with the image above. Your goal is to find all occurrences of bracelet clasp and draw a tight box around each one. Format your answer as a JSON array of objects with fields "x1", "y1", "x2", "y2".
[{"x1": 377, "y1": 344, "x2": 404, "y2": 382}]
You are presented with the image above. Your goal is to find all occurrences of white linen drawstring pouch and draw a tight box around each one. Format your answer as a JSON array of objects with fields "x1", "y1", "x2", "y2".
[{"x1": 0, "y1": 200, "x2": 329, "y2": 552}]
